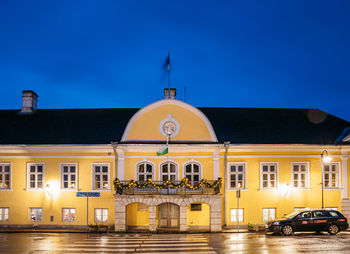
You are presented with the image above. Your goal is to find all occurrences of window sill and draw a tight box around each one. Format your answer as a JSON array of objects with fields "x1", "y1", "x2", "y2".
[
  {"x1": 259, "y1": 188, "x2": 277, "y2": 191},
  {"x1": 291, "y1": 188, "x2": 311, "y2": 190},
  {"x1": 92, "y1": 189, "x2": 112, "y2": 191},
  {"x1": 323, "y1": 188, "x2": 341, "y2": 190},
  {"x1": 26, "y1": 188, "x2": 44, "y2": 191},
  {"x1": 0, "y1": 188, "x2": 11, "y2": 191}
]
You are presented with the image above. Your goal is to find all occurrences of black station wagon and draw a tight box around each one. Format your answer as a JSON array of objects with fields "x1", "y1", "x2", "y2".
[{"x1": 266, "y1": 210, "x2": 349, "y2": 235}]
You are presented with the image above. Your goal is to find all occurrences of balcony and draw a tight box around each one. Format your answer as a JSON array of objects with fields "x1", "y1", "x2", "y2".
[{"x1": 114, "y1": 178, "x2": 222, "y2": 195}]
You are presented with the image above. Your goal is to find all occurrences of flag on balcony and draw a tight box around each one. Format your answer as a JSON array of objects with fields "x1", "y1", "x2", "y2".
[{"x1": 157, "y1": 145, "x2": 168, "y2": 156}]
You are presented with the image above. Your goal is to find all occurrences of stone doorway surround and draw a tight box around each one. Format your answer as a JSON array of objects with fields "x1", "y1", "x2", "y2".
[{"x1": 114, "y1": 194, "x2": 223, "y2": 232}]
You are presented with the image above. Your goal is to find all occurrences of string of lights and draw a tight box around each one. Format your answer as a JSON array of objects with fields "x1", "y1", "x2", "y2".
[{"x1": 114, "y1": 177, "x2": 222, "y2": 190}]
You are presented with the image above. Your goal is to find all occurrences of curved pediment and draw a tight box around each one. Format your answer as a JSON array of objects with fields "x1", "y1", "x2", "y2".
[{"x1": 121, "y1": 99, "x2": 217, "y2": 142}]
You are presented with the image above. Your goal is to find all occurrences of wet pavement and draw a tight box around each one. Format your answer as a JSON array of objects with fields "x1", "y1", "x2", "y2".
[{"x1": 1, "y1": 231, "x2": 350, "y2": 253}]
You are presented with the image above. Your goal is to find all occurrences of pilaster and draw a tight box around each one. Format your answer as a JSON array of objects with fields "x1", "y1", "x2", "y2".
[
  {"x1": 179, "y1": 204, "x2": 188, "y2": 232},
  {"x1": 149, "y1": 204, "x2": 157, "y2": 232}
]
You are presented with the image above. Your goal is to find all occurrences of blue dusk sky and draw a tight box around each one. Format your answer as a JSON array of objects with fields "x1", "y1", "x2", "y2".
[{"x1": 1, "y1": 0, "x2": 350, "y2": 121}]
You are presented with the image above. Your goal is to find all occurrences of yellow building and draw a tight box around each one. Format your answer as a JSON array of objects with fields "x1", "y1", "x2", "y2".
[{"x1": 0, "y1": 89, "x2": 349, "y2": 232}]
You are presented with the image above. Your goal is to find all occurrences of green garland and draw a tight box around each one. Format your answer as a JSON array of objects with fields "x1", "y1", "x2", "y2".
[{"x1": 114, "y1": 177, "x2": 222, "y2": 190}]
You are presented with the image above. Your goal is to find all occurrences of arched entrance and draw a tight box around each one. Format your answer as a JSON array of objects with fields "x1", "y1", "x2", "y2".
[{"x1": 158, "y1": 203, "x2": 179, "y2": 229}]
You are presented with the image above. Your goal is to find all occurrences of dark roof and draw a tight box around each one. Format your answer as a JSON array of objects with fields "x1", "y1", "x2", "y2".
[
  {"x1": 199, "y1": 107, "x2": 350, "y2": 145},
  {"x1": 0, "y1": 107, "x2": 349, "y2": 145}
]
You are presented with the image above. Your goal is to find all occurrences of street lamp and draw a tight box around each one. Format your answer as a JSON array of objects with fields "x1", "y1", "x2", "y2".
[{"x1": 321, "y1": 150, "x2": 332, "y2": 209}]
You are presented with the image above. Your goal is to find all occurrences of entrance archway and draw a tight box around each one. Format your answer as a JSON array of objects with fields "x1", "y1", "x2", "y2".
[{"x1": 158, "y1": 203, "x2": 179, "y2": 229}]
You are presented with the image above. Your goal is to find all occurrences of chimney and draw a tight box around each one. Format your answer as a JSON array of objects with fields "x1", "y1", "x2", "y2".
[
  {"x1": 164, "y1": 88, "x2": 176, "y2": 100},
  {"x1": 20, "y1": 90, "x2": 39, "y2": 113}
]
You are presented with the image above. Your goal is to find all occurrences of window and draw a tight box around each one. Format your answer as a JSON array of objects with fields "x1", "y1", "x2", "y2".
[
  {"x1": 27, "y1": 164, "x2": 44, "y2": 189},
  {"x1": 61, "y1": 164, "x2": 77, "y2": 189},
  {"x1": 0, "y1": 208, "x2": 9, "y2": 221},
  {"x1": 184, "y1": 162, "x2": 201, "y2": 184},
  {"x1": 313, "y1": 210, "x2": 329, "y2": 218},
  {"x1": 298, "y1": 211, "x2": 312, "y2": 219},
  {"x1": 191, "y1": 203, "x2": 202, "y2": 211},
  {"x1": 93, "y1": 164, "x2": 110, "y2": 190},
  {"x1": 95, "y1": 208, "x2": 108, "y2": 223},
  {"x1": 30, "y1": 208, "x2": 42, "y2": 222},
  {"x1": 160, "y1": 162, "x2": 177, "y2": 181},
  {"x1": 323, "y1": 163, "x2": 340, "y2": 188},
  {"x1": 0, "y1": 163, "x2": 11, "y2": 189},
  {"x1": 292, "y1": 162, "x2": 309, "y2": 188},
  {"x1": 230, "y1": 209, "x2": 243, "y2": 222},
  {"x1": 229, "y1": 163, "x2": 246, "y2": 189},
  {"x1": 137, "y1": 162, "x2": 153, "y2": 182},
  {"x1": 63, "y1": 208, "x2": 76, "y2": 222},
  {"x1": 260, "y1": 163, "x2": 278, "y2": 189},
  {"x1": 262, "y1": 208, "x2": 275, "y2": 222}
]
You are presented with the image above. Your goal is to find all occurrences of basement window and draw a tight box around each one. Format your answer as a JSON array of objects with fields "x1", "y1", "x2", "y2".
[{"x1": 191, "y1": 203, "x2": 202, "y2": 211}]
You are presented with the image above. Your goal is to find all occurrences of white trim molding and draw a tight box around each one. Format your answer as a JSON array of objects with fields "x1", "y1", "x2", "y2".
[
  {"x1": 322, "y1": 161, "x2": 342, "y2": 189},
  {"x1": 59, "y1": 163, "x2": 78, "y2": 191},
  {"x1": 135, "y1": 160, "x2": 155, "y2": 181},
  {"x1": 341, "y1": 154, "x2": 349, "y2": 199},
  {"x1": 26, "y1": 163, "x2": 45, "y2": 190},
  {"x1": 290, "y1": 162, "x2": 310, "y2": 189},
  {"x1": 213, "y1": 150, "x2": 220, "y2": 180},
  {"x1": 121, "y1": 99, "x2": 218, "y2": 142},
  {"x1": 117, "y1": 150, "x2": 125, "y2": 180},
  {"x1": 159, "y1": 160, "x2": 179, "y2": 181},
  {"x1": 228, "y1": 162, "x2": 247, "y2": 190},
  {"x1": 259, "y1": 162, "x2": 279, "y2": 190}
]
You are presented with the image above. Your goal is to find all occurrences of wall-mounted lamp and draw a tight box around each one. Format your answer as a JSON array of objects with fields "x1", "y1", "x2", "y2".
[{"x1": 45, "y1": 181, "x2": 60, "y2": 198}]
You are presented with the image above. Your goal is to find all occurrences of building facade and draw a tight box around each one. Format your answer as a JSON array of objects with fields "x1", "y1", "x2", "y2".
[{"x1": 0, "y1": 89, "x2": 349, "y2": 232}]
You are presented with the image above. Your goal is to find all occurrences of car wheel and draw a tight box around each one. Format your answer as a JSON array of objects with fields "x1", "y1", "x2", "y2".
[
  {"x1": 282, "y1": 225, "x2": 293, "y2": 236},
  {"x1": 328, "y1": 224, "x2": 339, "y2": 235}
]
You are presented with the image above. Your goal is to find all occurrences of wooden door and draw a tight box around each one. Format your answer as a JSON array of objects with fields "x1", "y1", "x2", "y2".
[{"x1": 158, "y1": 203, "x2": 179, "y2": 228}]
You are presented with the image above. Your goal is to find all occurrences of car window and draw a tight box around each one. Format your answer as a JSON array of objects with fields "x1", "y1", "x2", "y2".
[
  {"x1": 313, "y1": 211, "x2": 329, "y2": 218},
  {"x1": 329, "y1": 211, "x2": 339, "y2": 217},
  {"x1": 298, "y1": 211, "x2": 312, "y2": 219}
]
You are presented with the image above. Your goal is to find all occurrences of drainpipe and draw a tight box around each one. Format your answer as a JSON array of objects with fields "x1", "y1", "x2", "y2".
[
  {"x1": 224, "y1": 141, "x2": 230, "y2": 226},
  {"x1": 111, "y1": 142, "x2": 118, "y2": 180}
]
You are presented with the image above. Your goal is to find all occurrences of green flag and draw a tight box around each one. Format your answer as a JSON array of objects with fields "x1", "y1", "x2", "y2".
[{"x1": 157, "y1": 145, "x2": 168, "y2": 156}]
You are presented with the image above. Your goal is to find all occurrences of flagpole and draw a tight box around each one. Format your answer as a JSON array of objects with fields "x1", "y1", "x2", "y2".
[
  {"x1": 168, "y1": 51, "x2": 170, "y2": 99},
  {"x1": 166, "y1": 134, "x2": 169, "y2": 162}
]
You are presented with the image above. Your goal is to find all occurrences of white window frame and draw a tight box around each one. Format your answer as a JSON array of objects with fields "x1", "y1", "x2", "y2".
[
  {"x1": 62, "y1": 208, "x2": 76, "y2": 222},
  {"x1": 60, "y1": 163, "x2": 78, "y2": 190},
  {"x1": 136, "y1": 161, "x2": 154, "y2": 182},
  {"x1": 95, "y1": 208, "x2": 108, "y2": 223},
  {"x1": 291, "y1": 162, "x2": 310, "y2": 189},
  {"x1": 0, "y1": 208, "x2": 9, "y2": 221},
  {"x1": 262, "y1": 208, "x2": 276, "y2": 222},
  {"x1": 260, "y1": 162, "x2": 278, "y2": 190},
  {"x1": 0, "y1": 163, "x2": 11, "y2": 190},
  {"x1": 183, "y1": 161, "x2": 202, "y2": 184},
  {"x1": 230, "y1": 208, "x2": 243, "y2": 222},
  {"x1": 322, "y1": 162, "x2": 341, "y2": 189},
  {"x1": 92, "y1": 163, "x2": 110, "y2": 190},
  {"x1": 159, "y1": 160, "x2": 178, "y2": 182},
  {"x1": 27, "y1": 163, "x2": 45, "y2": 190},
  {"x1": 228, "y1": 162, "x2": 247, "y2": 190},
  {"x1": 30, "y1": 208, "x2": 42, "y2": 222}
]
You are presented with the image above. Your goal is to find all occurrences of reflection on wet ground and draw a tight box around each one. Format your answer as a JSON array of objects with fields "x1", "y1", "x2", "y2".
[{"x1": 0, "y1": 231, "x2": 349, "y2": 253}]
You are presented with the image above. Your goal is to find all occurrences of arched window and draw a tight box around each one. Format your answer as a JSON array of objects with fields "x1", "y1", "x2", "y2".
[
  {"x1": 160, "y1": 162, "x2": 177, "y2": 181},
  {"x1": 184, "y1": 162, "x2": 201, "y2": 184},
  {"x1": 137, "y1": 162, "x2": 153, "y2": 182}
]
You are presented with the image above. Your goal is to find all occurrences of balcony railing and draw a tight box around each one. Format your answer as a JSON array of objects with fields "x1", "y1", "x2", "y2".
[{"x1": 114, "y1": 178, "x2": 221, "y2": 195}]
